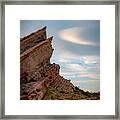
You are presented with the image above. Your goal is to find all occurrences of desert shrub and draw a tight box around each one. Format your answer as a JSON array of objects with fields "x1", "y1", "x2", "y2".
[{"x1": 74, "y1": 86, "x2": 80, "y2": 92}]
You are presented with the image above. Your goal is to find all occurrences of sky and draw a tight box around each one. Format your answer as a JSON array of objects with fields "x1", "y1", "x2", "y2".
[{"x1": 20, "y1": 20, "x2": 100, "y2": 92}]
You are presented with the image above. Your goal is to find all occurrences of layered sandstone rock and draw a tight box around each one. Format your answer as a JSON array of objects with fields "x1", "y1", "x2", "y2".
[
  {"x1": 20, "y1": 27, "x2": 100, "y2": 100},
  {"x1": 20, "y1": 27, "x2": 75, "y2": 100}
]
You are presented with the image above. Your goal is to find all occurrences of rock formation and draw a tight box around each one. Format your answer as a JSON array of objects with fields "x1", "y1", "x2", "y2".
[{"x1": 20, "y1": 27, "x2": 100, "y2": 100}]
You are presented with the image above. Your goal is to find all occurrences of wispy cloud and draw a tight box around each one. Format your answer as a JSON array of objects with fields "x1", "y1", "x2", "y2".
[
  {"x1": 58, "y1": 55, "x2": 99, "y2": 79},
  {"x1": 59, "y1": 27, "x2": 99, "y2": 46}
]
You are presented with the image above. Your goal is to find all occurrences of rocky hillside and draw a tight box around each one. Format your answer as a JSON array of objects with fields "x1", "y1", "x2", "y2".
[{"x1": 20, "y1": 27, "x2": 100, "y2": 100}]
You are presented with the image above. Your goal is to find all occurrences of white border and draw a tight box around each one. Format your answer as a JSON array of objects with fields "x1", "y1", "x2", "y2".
[{"x1": 5, "y1": 5, "x2": 115, "y2": 115}]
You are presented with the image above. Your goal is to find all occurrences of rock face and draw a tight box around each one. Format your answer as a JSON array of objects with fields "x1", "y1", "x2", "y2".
[{"x1": 20, "y1": 27, "x2": 100, "y2": 100}]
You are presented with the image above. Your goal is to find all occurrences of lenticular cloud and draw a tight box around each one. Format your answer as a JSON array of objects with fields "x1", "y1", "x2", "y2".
[{"x1": 59, "y1": 27, "x2": 98, "y2": 46}]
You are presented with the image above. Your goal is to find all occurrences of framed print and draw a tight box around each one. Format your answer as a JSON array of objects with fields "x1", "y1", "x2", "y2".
[{"x1": 0, "y1": 0, "x2": 119, "y2": 119}]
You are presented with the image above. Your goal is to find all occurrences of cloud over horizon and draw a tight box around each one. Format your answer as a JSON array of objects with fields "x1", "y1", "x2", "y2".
[{"x1": 71, "y1": 79, "x2": 100, "y2": 92}]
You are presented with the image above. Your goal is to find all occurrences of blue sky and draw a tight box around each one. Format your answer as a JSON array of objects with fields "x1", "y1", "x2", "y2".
[{"x1": 20, "y1": 20, "x2": 100, "y2": 92}]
